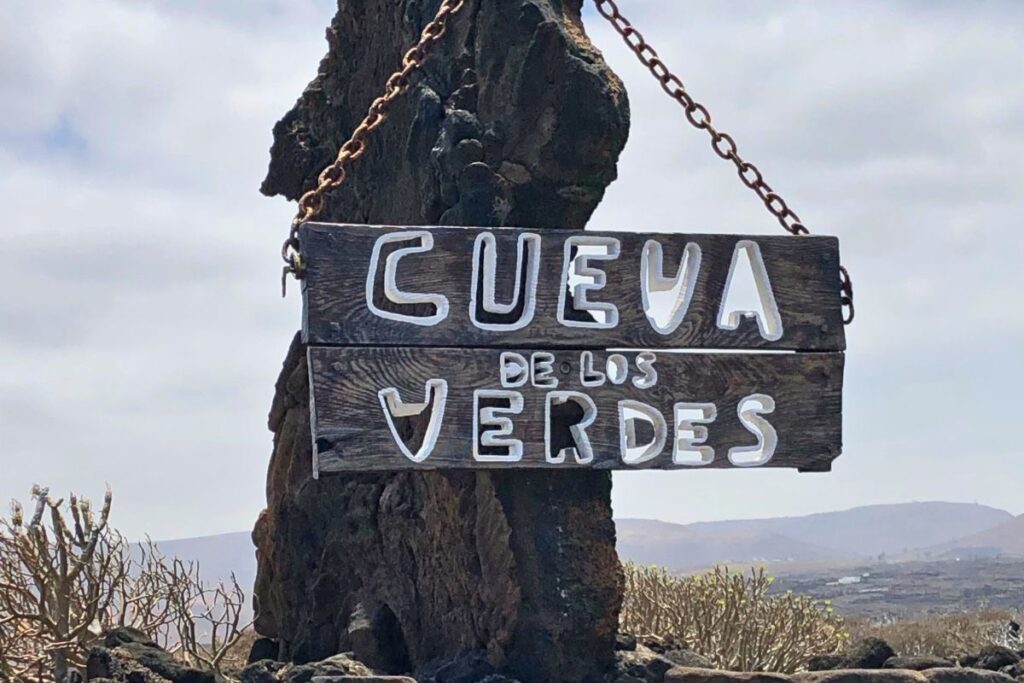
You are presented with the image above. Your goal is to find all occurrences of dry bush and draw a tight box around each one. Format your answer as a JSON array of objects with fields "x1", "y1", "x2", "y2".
[
  {"x1": 0, "y1": 486, "x2": 250, "y2": 682},
  {"x1": 621, "y1": 563, "x2": 848, "y2": 673},
  {"x1": 846, "y1": 609, "x2": 1022, "y2": 659}
]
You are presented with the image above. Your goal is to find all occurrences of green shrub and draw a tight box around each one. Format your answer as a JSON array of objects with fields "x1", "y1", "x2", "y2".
[{"x1": 620, "y1": 563, "x2": 848, "y2": 673}]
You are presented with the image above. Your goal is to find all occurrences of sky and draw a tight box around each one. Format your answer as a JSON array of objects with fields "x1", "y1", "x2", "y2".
[{"x1": 1, "y1": 1, "x2": 1022, "y2": 540}]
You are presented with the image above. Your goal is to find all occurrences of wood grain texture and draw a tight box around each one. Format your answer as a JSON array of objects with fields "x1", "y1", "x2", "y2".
[
  {"x1": 309, "y1": 346, "x2": 843, "y2": 473},
  {"x1": 300, "y1": 223, "x2": 846, "y2": 352}
]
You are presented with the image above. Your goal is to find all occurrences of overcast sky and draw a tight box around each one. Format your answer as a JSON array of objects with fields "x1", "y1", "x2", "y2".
[{"x1": 1, "y1": 1, "x2": 1022, "y2": 540}]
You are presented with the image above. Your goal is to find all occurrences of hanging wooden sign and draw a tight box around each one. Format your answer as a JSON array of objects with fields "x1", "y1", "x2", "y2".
[{"x1": 299, "y1": 223, "x2": 845, "y2": 475}]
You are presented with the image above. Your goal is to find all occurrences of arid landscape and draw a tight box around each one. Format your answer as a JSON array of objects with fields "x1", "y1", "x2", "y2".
[{"x1": 159, "y1": 501, "x2": 1024, "y2": 621}]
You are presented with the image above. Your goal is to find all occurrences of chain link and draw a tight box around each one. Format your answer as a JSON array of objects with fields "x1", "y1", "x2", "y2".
[
  {"x1": 594, "y1": 0, "x2": 854, "y2": 324},
  {"x1": 281, "y1": 0, "x2": 467, "y2": 295}
]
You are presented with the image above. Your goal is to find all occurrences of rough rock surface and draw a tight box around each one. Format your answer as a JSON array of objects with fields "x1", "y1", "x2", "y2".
[
  {"x1": 665, "y1": 668, "x2": 792, "y2": 683},
  {"x1": 882, "y1": 658, "x2": 954, "y2": 672},
  {"x1": 968, "y1": 646, "x2": 1021, "y2": 672},
  {"x1": 609, "y1": 644, "x2": 676, "y2": 682},
  {"x1": 922, "y1": 669, "x2": 1017, "y2": 683},
  {"x1": 793, "y1": 671, "x2": 927, "y2": 683},
  {"x1": 809, "y1": 640, "x2": 898, "y2": 672},
  {"x1": 85, "y1": 628, "x2": 221, "y2": 683},
  {"x1": 254, "y1": 1, "x2": 629, "y2": 682}
]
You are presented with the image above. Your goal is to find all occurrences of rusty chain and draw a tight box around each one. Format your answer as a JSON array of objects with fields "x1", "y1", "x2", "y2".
[
  {"x1": 281, "y1": 0, "x2": 854, "y2": 325},
  {"x1": 281, "y1": 0, "x2": 466, "y2": 294},
  {"x1": 594, "y1": 0, "x2": 854, "y2": 324}
]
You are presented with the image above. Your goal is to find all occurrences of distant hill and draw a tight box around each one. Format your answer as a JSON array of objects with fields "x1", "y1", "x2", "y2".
[
  {"x1": 155, "y1": 531, "x2": 256, "y2": 592},
  {"x1": 929, "y1": 514, "x2": 1024, "y2": 559},
  {"x1": 617, "y1": 502, "x2": 1012, "y2": 569},
  {"x1": 616, "y1": 519, "x2": 841, "y2": 569},
  {"x1": 154, "y1": 502, "x2": 1015, "y2": 586}
]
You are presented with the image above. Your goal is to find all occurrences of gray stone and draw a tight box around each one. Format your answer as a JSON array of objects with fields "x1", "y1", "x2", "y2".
[
  {"x1": 973, "y1": 647, "x2": 1021, "y2": 672},
  {"x1": 85, "y1": 642, "x2": 222, "y2": 683},
  {"x1": 794, "y1": 671, "x2": 927, "y2": 683},
  {"x1": 239, "y1": 660, "x2": 286, "y2": 683},
  {"x1": 808, "y1": 658, "x2": 847, "y2": 672},
  {"x1": 283, "y1": 654, "x2": 375, "y2": 683},
  {"x1": 923, "y1": 668, "x2": 1017, "y2": 683},
  {"x1": 884, "y1": 659, "x2": 954, "y2": 672},
  {"x1": 665, "y1": 667, "x2": 792, "y2": 683},
  {"x1": 614, "y1": 646, "x2": 676, "y2": 681},
  {"x1": 665, "y1": 651, "x2": 715, "y2": 669},
  {"x1": 103, "y1": 627, "x2": 158, "y2": 649}
]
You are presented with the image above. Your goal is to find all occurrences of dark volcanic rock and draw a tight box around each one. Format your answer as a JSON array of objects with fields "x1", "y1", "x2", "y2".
[
  {"x1": 793, "y1": 671, "x2": 926, "y2": 683},
  {"x1": 972, "y1": 646, "x2": 1021, "y2": 672},
  {"x1": 808, "y1": 657, "x2": 847, "y2": 672},
  {"x1": 843, "y1": 639, "x2": 898, "y2": 670},
  {"x1": 239, "y1": 660, "x2": 286, "y2": 683},
  {"x1": 282, "y1": 653, "x2": 375, "y2": 682},
  {"x1": 883, "y1": 657, "x2": 954, "y2": 671},
  {"x1": 611, "y1": 645, "x2": 675, "y2": 682},
  {"x1": 810, "y1": 639, "x2": 897, "y2": 671},
  {"x1": 102, "y1": 627, "x2": 159, "y2": 649},
  {"x1": 254, "y1": 1, "x2": 629, "y2": 683},
  {"x1": 664, "y1": 651, "x2": 714, "y2": 669},
  {"x1": 248, "y1": 638, "x2": 281, "y2": 665},
  {"x1": 86, "y1": 635, "x2": 221, "y2": 683},
  {"x1": 923, "y1": 668, "x2": 1017, "y2": 683}
]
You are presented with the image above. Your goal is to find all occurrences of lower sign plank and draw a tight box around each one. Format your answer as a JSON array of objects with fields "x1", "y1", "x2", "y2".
[{"x1": 309, "y1": 347, "x2": 843, "y2": 474}]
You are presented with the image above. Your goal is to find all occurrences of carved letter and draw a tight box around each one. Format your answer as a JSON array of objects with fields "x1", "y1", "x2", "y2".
[
  {"x1": 366, "y1": 231, "x2": 449, "y2": 326},
  {"x1": 531, "y1": 352, "x2": 558, "y2": 388},
  {"x1": 718, "y1": 240, "x2": 783, "y2": 341},
  {"x1": 469, "y1": 232, "x2": 541, "y2": 331},
  {"x1": 618, "y1": 400, "x2": 667, "y2": 465},
  {"x1": 473, "y1": 389, "x2": 524, "y2": 462},
  {"x1": 500, "y1": 352, "x2": 529, "y2": 388},
  {"x1": 377, "y1": 379, "x2": 448, "y2": 463},
  {"x1": 557, "y1": 235, "x2": 621, "y2": 329},
  {"x1": 632, "y1": 352, "x2": 658, "y2": 389},
  {"x1": 606, "y1": 353, "x2": 629, "y2": 385},
  {"x1": 673, "y1": 402, "x2": 717, "y2": 466},
  {"x1": 545, "y1": 391, "x2": 597, "y2": 464},
  {"x1": 641, "y1": 240, "x2": 701, "y2": 335},
  {"x1": 579, "y1": 351, "x2": 606, "y2": 387},
  {"x1": 728, "y1": 394, "x2": 778, "y2": 467}
]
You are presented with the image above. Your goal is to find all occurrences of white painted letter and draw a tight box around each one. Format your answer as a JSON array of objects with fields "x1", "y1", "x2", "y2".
[
  {"x1": 469, "y1": 232, "x2": 541, "y2": 331},
  {"x1": 618, "y1": 400, "x2": 667, "y2": 465},
  {"x1": 632, "y1": 352, "x2": 658, "y2": 389},
  {"x1": 377, "y1": 379, "x2": 448, "y2": 463},
  {"x1": 728, "y1": 394, "x2": 778, "y2": 467},
  {"x1": 717, "y1": 240, "x2": 783, "y2": 341},
  {"x1": 500, "y1": 352, "x2": 529, "y2": 388},
  {"x1": 366, "y1": 231, "x2": 450, "y2": 326},
  {"x1": 579, "y1": 351, "x2": 606, "y2": 387},
  {"x1": 531, "y1": 352, "x2": 558, "y2": 388},
  {"x1": 606, "y1": 354, "x2": 629, "y2": 385},
  {"x1": 557, "y1": 235, "x2": 621, "y2": 328},
  {"x1": 473, "y1": 390, "x2": 524, "y2": 462},
  {"x1": 545, "y1": 391, "x2": 597, "y2": 464},
  {"x1": 673, "y1": 402, "x2": 717, "y2": 466},
  {"x1": 641, "y1": 240, "x2": 701, "y2": 335}
]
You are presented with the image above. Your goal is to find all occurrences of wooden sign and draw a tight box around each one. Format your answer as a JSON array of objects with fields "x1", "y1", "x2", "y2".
[{"x1": 300, "y1": 223, "x2": 845, "y2": 474}]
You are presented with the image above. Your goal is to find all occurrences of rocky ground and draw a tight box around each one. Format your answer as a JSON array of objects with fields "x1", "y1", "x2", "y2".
[{"x1": 83, "y1": 629, "x2": 1024, "y2": 683}]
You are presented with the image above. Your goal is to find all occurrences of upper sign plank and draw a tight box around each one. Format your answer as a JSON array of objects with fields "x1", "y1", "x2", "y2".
[{"x1": 300, "y1": 223, "x2": 845, "y2": 351}]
